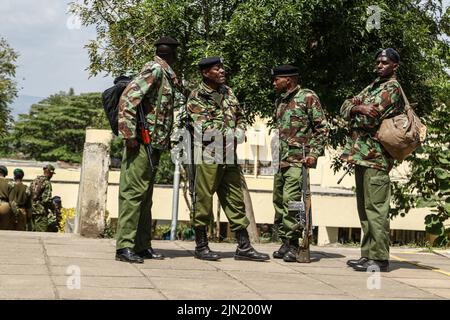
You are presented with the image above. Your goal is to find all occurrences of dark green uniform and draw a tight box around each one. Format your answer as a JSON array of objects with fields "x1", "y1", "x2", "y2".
[
  {"x1": 0, "y1": 177, "x2": 13, "y2": 230},
  {"x1": 187, "y1": 82, "x2": 249, "y2": 231},
  {"x1": 116, "y1": 55, "x2": 178, "y2": 252},
  {"x1": 340, "y1": 76, "x2": 404, "y2": 261},
  {"x1": 30, "y1": 175, "x2": 54, "y2": 232},
  {"x1": 272, "y1": 86, "x2": 328, "y2": 243},
  {"x1": 9, "y1": 181, "x2": 32, "y2": 231}
]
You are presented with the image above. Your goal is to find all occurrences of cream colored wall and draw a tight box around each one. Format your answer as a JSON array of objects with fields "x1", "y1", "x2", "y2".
[{"x1": 0, "y1": 118, "x2": 428, "y2": 233}]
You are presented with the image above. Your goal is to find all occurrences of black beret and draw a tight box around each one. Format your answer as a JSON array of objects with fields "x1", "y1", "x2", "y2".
[
  {"x1": 13, "y1": 168, "x2": 24, "y2": 177},
  {"x1": 375, "y1": 48, "x2": 400, "y2": 63},
  {"x1": 154, "y1": 36, "x2": 179, "y2": 47},
  {"x1": 198, "y1": 57, "x2": 224, "y2": 70},
  {"x1": 271, "y1": 65, "x2": 299, "y2": 77}
]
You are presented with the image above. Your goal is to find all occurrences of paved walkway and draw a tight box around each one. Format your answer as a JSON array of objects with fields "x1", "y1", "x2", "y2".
[{"x1": 0, "y1": 231, "x2": 449, "y2": 300}]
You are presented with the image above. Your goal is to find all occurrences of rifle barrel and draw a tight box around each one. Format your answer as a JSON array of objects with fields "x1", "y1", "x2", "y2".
[{"x1": 337, "y1": 166, "x2": 352, "y2": 185}]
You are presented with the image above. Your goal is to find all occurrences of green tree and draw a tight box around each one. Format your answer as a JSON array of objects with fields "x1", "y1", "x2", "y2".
[
  {"x1": 0, "y1": 37, "x2": 19, "y2": 135},
  {"x1": 71, "y1": 0, "x2": 450, "y2": 243},
  {"x1": 7, "y1": 91, "x2": 109, "y2": 162}
]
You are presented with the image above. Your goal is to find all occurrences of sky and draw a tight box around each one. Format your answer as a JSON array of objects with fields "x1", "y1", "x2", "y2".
[
  {"x1": 0, "y1": 0, "x2": 448, "y2": 99},
  {"x1": 0, "y1": 0, "x2": 112, "y2": 98}
]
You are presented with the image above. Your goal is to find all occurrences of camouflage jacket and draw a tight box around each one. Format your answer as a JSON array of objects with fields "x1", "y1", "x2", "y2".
[
  {"x1": 187, "y1": 82, "x2": 247, "y2": 163},
  {"x1": 340, "y1": 77, "x2": 404, "y2": 171},
  {"x1": 0, "y1": 177, "x2": 12, "y2": 201},
  {"x1": 9, "y1": 182, "x2": 31, "y2": 209},
  {"x1": 118, "y1": 55, "x2": 179, "y2": 150},
  {"x1": 273, "y1": 85, "x2": 329, "y2": 168},
  {"x1": 30, "y1": 176, "x2": 53, "y2": 215}
]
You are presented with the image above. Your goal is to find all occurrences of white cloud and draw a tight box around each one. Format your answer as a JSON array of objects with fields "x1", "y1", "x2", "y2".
[
  {"x1": 0, "y1": 0, "x2": 112, "y2": 97},
  {"x1": 1, "y1": 0, "x2": 62, "y2": 26}
]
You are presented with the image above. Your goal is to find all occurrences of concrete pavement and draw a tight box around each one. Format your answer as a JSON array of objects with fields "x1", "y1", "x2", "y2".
[{"x1": 0, "y1": 230, "x2": 449, "y2": 300}]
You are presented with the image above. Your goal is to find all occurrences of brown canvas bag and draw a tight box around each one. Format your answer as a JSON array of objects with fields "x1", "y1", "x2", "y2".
[{"x1": 377, "y1": 83, "x2": 427, "y2": 161}]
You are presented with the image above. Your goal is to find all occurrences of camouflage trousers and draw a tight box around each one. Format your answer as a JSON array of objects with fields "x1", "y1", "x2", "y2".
[
  {"x1": 32, "y1": 214, "x2": 49, "y2": 232},
  {"x1": 32, "y1": 202, "x2": 44, "y2": 231},
  {"x1": 355, "y1": 165, "x2": 391, "y2": 261}
]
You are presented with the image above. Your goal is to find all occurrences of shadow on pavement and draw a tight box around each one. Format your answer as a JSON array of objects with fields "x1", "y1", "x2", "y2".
[
  {"x1": 310, "y1": 251, "x2": 346, "y2": 262},
  {"x1": 388, "y1": 260, "x2": 435, "y2": 272}
]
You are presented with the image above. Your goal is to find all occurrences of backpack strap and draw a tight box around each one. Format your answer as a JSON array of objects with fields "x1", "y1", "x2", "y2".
[
  {"x1": 379, "y1": 79, "x2": 410, "y2": 121},
  {"x1": 139, "y1": 73, "x2": 165, "y2": 143},
  {"x1": 151, "y1": 77, "x2": 165, "y2": 143},
  {"x1": 396, "y1": 83, "x2": 411, "y2": 112}
]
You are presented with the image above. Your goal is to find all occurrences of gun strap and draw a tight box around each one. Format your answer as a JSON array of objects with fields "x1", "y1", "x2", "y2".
[
  {"x1": 138, "y1": 74, "x2": 165, "y2": 139},
  {"x1": 151, "y1": 77, "x2": 165, "y2": 143}
]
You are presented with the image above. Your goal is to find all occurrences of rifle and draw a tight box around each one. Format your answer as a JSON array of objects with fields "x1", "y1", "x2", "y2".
[
  {"x1": 136, "y1": 104, "x2": 155, "y2": 175},
  {"x1": 337, "y1": 165, "x2": 353, "y2": 185},
  {"x1": 296, "y1": 143, "x2": 312, "y2": 263},
  {"x1": 182, "y1": 105, "x2": 196, "y2": 218}
]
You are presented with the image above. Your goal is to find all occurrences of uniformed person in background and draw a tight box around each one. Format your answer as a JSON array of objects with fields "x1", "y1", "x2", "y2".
[
  {"x1": 115, "y1": 36, "x2": 180, "y2": 263},
  {"x1": 0, "y1": 165, "x2": 13, "y2": 230},
  {"x1": 30, "y1": 164, "x2": 55, "y2": 232},
  {"x1": 9, "y1": 168, "x2": 32, "y2": 231},
  {"x1": 340, "y1": 48, "x2": 404, "y2": 272},
  {"x1": 48, "y1": 196, "x2": 62, "y2": 232},
  {"x1": 271, "y1": 65, "x2": 329, "y2": 262},
  {"x1": 186, "y1": 56, "x2": 270, "y2": 262}
]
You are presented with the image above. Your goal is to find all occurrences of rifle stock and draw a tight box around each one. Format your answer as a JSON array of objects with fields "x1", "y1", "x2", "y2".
[
  {"x1": 184, "y1": 107, "x2": 196, "y2": 217},
  {"x1": 297, "y1": 144, "x2": 311, "y2": 263},
  {"x1": 337, "y1": 166, "x2": 352, "y2": 185},
  {"x1": 137, "y1": 104, "x2": 155, "y2": 175}
]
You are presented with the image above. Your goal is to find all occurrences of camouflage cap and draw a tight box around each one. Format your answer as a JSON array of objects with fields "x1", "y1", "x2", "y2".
[
  {"x1": 271, "y1": 65, "x2": 299, "y2": 77},
  {"x1": 13, "y1": 168, "x2": 24, "y2": 178},
  {"x1": 198, "y1": 57, "x2": 224, "y2": 70},
  {"x1": 0, "y1": 165, "x2": 8, "y2": 176},
  {"x1": 375, "y1": 48, "x2": 400, "y2": 63},
  {"x1": 154, "y1": 36, "x2": 179, "y2": 47},
  {"x1": 44, "y1": 164, "x2": 56, "y2": 173}
]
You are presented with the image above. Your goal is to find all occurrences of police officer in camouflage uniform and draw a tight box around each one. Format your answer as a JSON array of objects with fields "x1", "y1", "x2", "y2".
[
  {"x1": 341, "y1": 48, "x2": 404, "y2": 272},
  {"x1": 50, "y1": 196, "x2": 62, "y2": 232},
  {"x1": 271, "y1": 65, "x2": 329, "y2": 262},
  {"x1": 115, "y1": 36, "x2": 180, "y2": 263},
  {"x1": 187, "y1": 57, "x2": 269, "y2": 262},
  {"x1": 30, "y1": 164, "x2": 55, "y2": 232},
  {"x1": 0, "y1": 165, "x2": 13, "y2": 230},
  {"x1": 9, "y1": 168, "x2": 32, "y2": 231}
]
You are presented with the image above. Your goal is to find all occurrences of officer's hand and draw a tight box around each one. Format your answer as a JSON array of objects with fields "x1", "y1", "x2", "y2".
[
  {"x1": 125, "y1": 138, "x2": 139, "y2": 155},
  {"x1": 355, "y1": 104, "x2": 379, "y2": 118},
  {"x1": 302, "y1": 156, "x2": 317, "y2": 168},
  {"x1": 351, "y1": 97, "x2": 362, "y2": 105}
]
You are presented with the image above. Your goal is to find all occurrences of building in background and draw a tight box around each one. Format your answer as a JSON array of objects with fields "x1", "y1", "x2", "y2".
[{"x1": 0, "y1": 119, "x2": 435, "y2": 245}]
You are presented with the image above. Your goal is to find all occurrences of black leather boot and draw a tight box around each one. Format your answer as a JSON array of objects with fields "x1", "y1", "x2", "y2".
[
  {"x1": 194, "y1": 227, "x2": 221, "y2": 261},
  {"x1": 282, "y1": 241, "x2": 299, "y2": 262},
  {"x1": 353, "y1": 259, "x2": 389, "y2": 272},
  {"x1": 273, "y1": 240, "x2": 289, "y2": 259},
  {"x1": 136, "y1": 247, "x2": 164, "y2": 260},
  {"x1": 115, "y1": 248, "x2": 144, "y2": 264},
  {"x1": 234, "y1": 229, "x2": 270, "y2": 262},
  {"x1": 346, "y1": 257, "x2": 368, "y2": 267}
]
